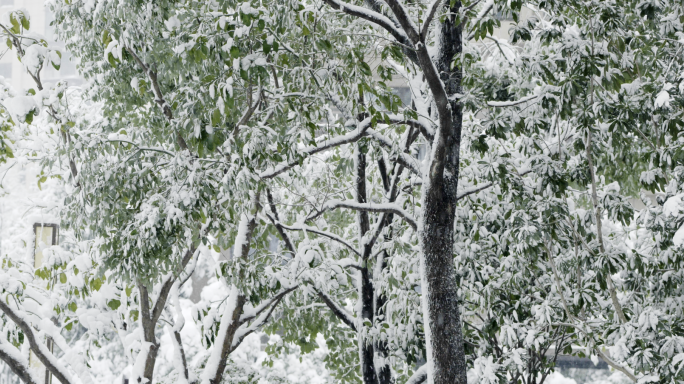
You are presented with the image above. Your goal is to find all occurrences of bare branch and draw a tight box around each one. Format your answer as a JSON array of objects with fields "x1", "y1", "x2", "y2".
[
  {"x1": 265, "y1": 188, "x2": 297, "y2": 255},
  {"x1": 125, "y1": 46, "x2": 189, "y2": 152},
  {"x1": 275, "y1": 219, "x2": 362, "y2": 258},
  {"x1": 466, "y1": 0, "x2": 494, "y2": 41},
  {"x1": 366, "y1": 128, "x2": 422, "y2": 176}
]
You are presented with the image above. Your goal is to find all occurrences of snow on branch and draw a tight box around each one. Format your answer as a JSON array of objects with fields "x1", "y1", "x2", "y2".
[
  {"x1": 406, "y1": 364, "x2": 428, "y2": 384},
  {"x1": 239, "y1": 285, "x2": 299, "y2": 324},
  {"x1": 0, "y1": 295, "x2": 76, "y2": 384},
  {"x1": 466, "y1": 0, "x2": 494, "y2": 41},
  {"x1": 0, "y1": 337, "x2": 39, "y2": 384},
  {"x1": 107, "y1": 137, "x2": 176, "y2": 157},
  {"x1": 486, "y1": 94, "x2": 538, "y2": 108},
  {"x1": 259, "y1": 118, "x2": 374, "y2": 179},
  {"x1": 456, "y1": 182, "x2": 493, "y2": 201},
  {"x1": 420, "y1": 0, "x2": 444, "y2": 41},
  {"x1": 321, "y1": 0, "x2": 415, "y2": 49},
  {"x1": 366, "y1": 128, "x2": 422, "y2": 176},
  {"x1": 275, "y1": 221, "x2": 362, "y2": 258},
  {"x1": 313, "y1": 287, "x2": 357, "y2": 331},
  {"x1": 231, "y1": 287, "x2": 296, "y2": 351},
  {"x1": 323, "y1": 200, "x2": 417, "y2": 230}
]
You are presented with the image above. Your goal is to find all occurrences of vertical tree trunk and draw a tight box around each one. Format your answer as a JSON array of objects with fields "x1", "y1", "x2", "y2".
[
  {"x1": 356, "y1": 143, "x2": 379, "y2": 384},
  {"x1": 374, "y1": 251, "x2": 393, "y2": 384},
  {"x1": 419, "y1": 2, "x2": 467, "y2": 384},
  {"x1": 138, "y1": 283, "x2": 159, "y2": 384}
]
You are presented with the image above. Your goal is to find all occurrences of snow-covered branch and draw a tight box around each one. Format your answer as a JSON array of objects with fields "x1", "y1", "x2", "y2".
[
  {"x1": 313, "y1": 287, "x2": 357, "y2": 331},
  {"x1": 259, "y1": 118, "x2": 374, "y2": 179},
  {"x1": 239, "y1": 285, "x2": 299, "y2": 324},
  {"x1": 274, "y1": 220, "x2": 362, "y2": 258},
  {"x1": 0, "y1": 295, "x2": 76, "y2": 384},
  {"x1": 320, "y1": 0, "x2": 415, "y2": 50},
  {"x1": 323, "y1": 200, "x2": 417, "y2": 230},
  {"x1": 406, "y1": 364, "x2": 428, "y2": 384},
  {"x1": 366, "y1": 129, "x2": 422, "y2": 176},
  {"x1": 0, "y1": 337, "x2": 39, "y2": 384},
  {"x1": 486, "y1": 94, "x2": 538, "y2": 108}
]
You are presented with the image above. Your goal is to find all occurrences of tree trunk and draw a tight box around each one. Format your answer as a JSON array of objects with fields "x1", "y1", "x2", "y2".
[
  {"x1": 374, "y1": 251, "x2": 393, "y2": 384},
  {"x1": 419, "y1": 2, "x2": 467, "y2": 384},
  {"x1": 138, "y1": 283, "x2": 159, "y2": 384},
  {"x1": 356, "y1": 144, "x2": 379, "y2": 384}
]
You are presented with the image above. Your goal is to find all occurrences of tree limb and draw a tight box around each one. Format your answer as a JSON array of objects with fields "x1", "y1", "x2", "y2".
[
  {"x1": 313, "y1": 287, "x2": 357, "y2": 331},
  {"x1": 0, "y1": 337, "x2": 39, "y2": 384},
  {"x1": 0, "y1": 296, "x2": 75, "y2": 384},
  {"x1": 406, "y1": 365, "x2": 428, "y2": 384},
  {"x1": 324, "y1": 199, "x2": 417, "y2": 230}
]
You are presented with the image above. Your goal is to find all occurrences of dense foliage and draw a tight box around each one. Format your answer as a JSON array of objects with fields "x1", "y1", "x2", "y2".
[{"x1": 0, "y1": 0, "x2": 683, "y2": 384}]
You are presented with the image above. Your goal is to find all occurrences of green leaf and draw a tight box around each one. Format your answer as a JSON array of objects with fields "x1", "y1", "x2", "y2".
[
  {"x1": 59, "y1": 273, "x2": 67, "y2": 284},
  {"x1": 25, "y1": 109, "x2": 34, "y2": 124},
  {"x1": 37, "y1": 175, "x2": 47, "y2": 190},
  {"x1": 211, "y1": 109, "x2": 221, "y2": 126},
  {"x1": 21, "y1": 17, "x2": 29, "y2": 30},
  {"x1": 107, "y1": 53, "x2": 118, "y2": 68},
  {"x1": 359, "y1": 62, "x2": 372, "y2": 77},
  {"x1": 107, "y1": 299, "x2": 121, "y2": 311},
  {"x1": 9, "y1": 14, "x2": 20, "y2": 34},
  {"x1": 68, "y1": 302, "x2": 77, "y2": 312}
]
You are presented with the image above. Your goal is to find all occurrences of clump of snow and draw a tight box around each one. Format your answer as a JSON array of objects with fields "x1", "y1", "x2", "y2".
[
  {"x1": 654, "y1": 83, "x2": 674, "y2": 108},
  {"x1": 4, "y1": 96, "x2": 37, "y2": 122},
  {"x1": 165, "y1": 16, "x2": 181, "y2": 31},
  {"x1": 22, "y1": 45, "x2": 48, "y2": 75}
]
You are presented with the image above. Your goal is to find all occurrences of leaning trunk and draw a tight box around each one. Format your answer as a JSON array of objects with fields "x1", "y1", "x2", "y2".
[{"x1": 419, "y1": 2, "x2": 467, "y2": 384}]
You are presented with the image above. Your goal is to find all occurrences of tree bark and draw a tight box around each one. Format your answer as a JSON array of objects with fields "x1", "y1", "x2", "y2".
[
  {"x1": 356, "y1": 143, "x2": 379, "y2": 384},
  {"x1": 418, "y1": 1, "x2": 467, "y2": 384}
]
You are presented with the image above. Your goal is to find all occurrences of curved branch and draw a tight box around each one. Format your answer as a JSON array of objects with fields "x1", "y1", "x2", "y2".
[
  {"x1": 324, "y1": 199, "x2": 417, "y2": 230},
  {"x1": 276, "y1": 220, "x2": 362, "y2": 257},
  {"x1": 321, "y1": 0, "x2": 415, "y2": 50},
  {"x1": 0, "y1": 297, "x2": 75, "y2": 384},
  {"x1": 0, "y1": 337, "x2": 39, "y2": 384},
  {"x1": 313, "y1": 287, "x2": 357, "y2": 331},
  {"x1": 406, "y1": 365, "x2": 428, "y2": 384},
  {"x1": 487, "y1": 94, "x2": 538, "y2": 108},
  {"x1": 259, "y1": 118, "x2": 374, "y2": 179},
  {"x1": 239, "y1": 285, "x2": 298, "y2": 324}
]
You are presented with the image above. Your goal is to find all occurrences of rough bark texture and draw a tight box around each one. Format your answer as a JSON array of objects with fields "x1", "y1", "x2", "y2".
[
  {"x1": 374, "y1": 252, "x2": 393, "y2": 384},
  {"x1": 173, "y1": 330, "x2": 190, "y2": 381},
  {"x1": 209, "y1": 295, "x2": 248, "y2": 384},
  {"x1": 138, "y1": 283, "x2": 159, "y2": 384},
  {"x1": 357, "y1": 145, "x2": 379, "y2": 384},
  {"x1": 419, "y1": 1, "x2": 468, "y2": 384},
  {"x1": 209, "y1": 211, "x2": 258, "y2": 384}
]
